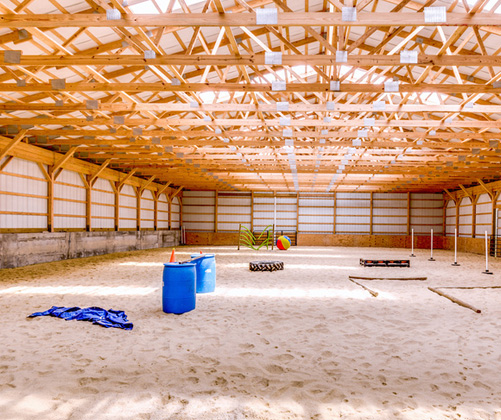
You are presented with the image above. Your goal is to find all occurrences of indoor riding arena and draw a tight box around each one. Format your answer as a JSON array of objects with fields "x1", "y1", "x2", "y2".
[{"x1": 1, "y1": 1, "x2": 501, "y2": 419}]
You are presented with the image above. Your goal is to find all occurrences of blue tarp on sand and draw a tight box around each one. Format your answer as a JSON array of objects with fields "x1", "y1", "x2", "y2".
[{"x1": 28, "y1": 306, "x2": 133, "y2": 330}]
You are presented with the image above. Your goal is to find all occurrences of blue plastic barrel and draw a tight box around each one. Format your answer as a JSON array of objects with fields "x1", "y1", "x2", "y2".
[
  {"x1": 162, "y1": 263, "x2": 196, "y2": 314},
  {"x1": 190, "y1": 254, "x2": 216, "y2": 293}
]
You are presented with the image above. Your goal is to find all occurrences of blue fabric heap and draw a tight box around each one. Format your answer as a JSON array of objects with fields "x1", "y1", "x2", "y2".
[{"x1": 28, "y1": 306, "x2": 133, "y2": 330}]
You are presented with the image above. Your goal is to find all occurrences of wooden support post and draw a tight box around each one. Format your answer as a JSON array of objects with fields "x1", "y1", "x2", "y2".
[
  {"x1": 472, "y1": 195, "x2": 478, "y2": 238},
  {"x1": 369, "y1": 192, "x2": 374, "y2": 235},
  {"x1": 407, "y1": 192, "x2": 411, "y2": 235},
  {"x1": 250, "y1": 191, "x2": 254, "y2": 232},
  {"x1": 80, "y1": 173, "x2": 92, "y2": 232},
  {"x1": 112, "y1": 181, "x2": 120, "y2": 231},
  {"x1": 179, "y1": 194, "x2": 183, "y2": 228},
  {"x1": 455, "y1": 199, "x2": 460, "y2": 236},
  {"x1": 492, "y1": 191, "x2": 499, "y2": 238},
  {"x1": 443, "y1": 198, "x2": 447, "y2": 237},
  {"x1": 296, "y1": 193, "x2": 299, "y2": 235},
  {"x1": 135, "y1": 187, "x2": 141, "y2": 231},
  {"x1": 47, "y1": 171, "x2": 54, "y2": 232},
  {"x1": 238, "y1": 223, "x2": 241, "y2": 250},
  {"x1": 214, "y1": 190, "x2": 218, "y2": 233},
  {"x1": 168, "y1": 194, "x2": 172, "y2": 230},
  {"x1": 333, "y1": 192, "x2": 336, "y2": 234},
  {"x1": 153, "y1": 192, "x2": 158, "y2": 231},
  {"x1": 37, "y1": 162, "x2": 53, "y2": 232}
]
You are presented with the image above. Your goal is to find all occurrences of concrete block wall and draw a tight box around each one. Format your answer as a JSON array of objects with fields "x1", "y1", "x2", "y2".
[{"x1": 0, "y1": 230, "x2": 180, "y2": 269}]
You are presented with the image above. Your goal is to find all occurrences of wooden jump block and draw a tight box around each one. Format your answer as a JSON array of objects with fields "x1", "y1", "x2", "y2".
[{"x1": 360, "y1": 258, "x2": 410, "y2": 268}]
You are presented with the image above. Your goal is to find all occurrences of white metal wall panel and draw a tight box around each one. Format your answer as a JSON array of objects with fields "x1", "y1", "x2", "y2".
[
  {"x1": 476, "y1": 193, "x2": 492, "y2": 236},
  {"x1": 297, "y1": 194, "x2": 335, "y2": 233},
  {"x1": 54, "y1": 169, "x2": 86, "y2": 229},
  {"x1": 252, "y1": 194, "x2": 274, "y2": 231},
  {"x1": 91, "y1": 178, "x2": 114, "y2": 229},
  {"x1": 372, "y1": 193, "x2": 407, "y2": 235},
  {"x1": 119, "y1": 184, "x2": 136, "y2": 229},
  {"x1": 0, "y1": 157, "x2": 47, "y2": 229},
  {"x1": 140, "y1": 189, "x2": 155, "y2": 229},
  {"x1": 411, "y1": 193, "x2": 443, "y2": 235},
  {"x1": 171, "y1": 196, "x2": 180, "y2": 229},
  {"x1": 298, "y1": 208, "x2": 334, "y2": 233},
  {"x1": 157, "y1": 193, "x2": 169, "y2": 229},
  {"x1": 275, "y1": 195, "x2": 297, "y2": 231},
  {"x1": 217, "y1": 192, "x2": 251, "y2": 232},
  {"x1": 458, "y1": 197, "x2": 472, "y2": 237},
  {"x1": 182, "y1": 191, "x2": 215, "y2": 231},
  {"x1": 445, "y1": 200, "x2": 456, "y2": 236},
  {"x1": 335, "y1": 192, "x2": 370, "y2": 234}
]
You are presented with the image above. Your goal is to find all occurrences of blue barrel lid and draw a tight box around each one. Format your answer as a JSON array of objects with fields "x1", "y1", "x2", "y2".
[
  {"x1": 163, "y1": 262, "x2": 196, "y2": 267},
  {"x1": 191, "y1": 253, "x2": 215, "y2": 258}
]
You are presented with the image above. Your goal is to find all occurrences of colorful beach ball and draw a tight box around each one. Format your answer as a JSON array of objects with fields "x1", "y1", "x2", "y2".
[{"x1": 277, "y1": 236, "x2": 291, "y2": 250}]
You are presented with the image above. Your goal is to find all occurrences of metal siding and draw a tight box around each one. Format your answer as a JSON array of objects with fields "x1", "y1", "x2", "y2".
[
  {"x1": 0, "y1": 157, "x2": 48, "y2": 229},
  {"x1": 157, "y1": 193, "x2": 169, "y2": 229},
  {"x1": 171, "y1": 196, "x2": 180, "y2": 229},
  {"x1": 141, "y1": 189, "x2": 154, "y2": 228},
  {"x1": 91, "y1": 178, "x2": 114, "y2": 229},
  {"x1": 458, "y1": 197, "x2": 472, "y2": 237},
  {"x1": 119, "y1": 184, "x2": 136, "y2": 229},
  {"x1": 217, "y1": 193, "x2": 251, "y2": 232},
  {"x1": 54, "y1": 169, "x2": 86, "y2": 229},
  {"x1": 475, "y1": 194, "x2": 492, "y2": 236},
  {"x1": 411, "y1": 193, "x2": 444, "y2": 235},
  {"x1": 445, "y1": 200, "x2": 456, "y2": 236}
]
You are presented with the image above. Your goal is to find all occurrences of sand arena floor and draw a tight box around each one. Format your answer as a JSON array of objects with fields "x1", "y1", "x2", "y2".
[{"x1": 1, "y1": 245, "x2": 501, "y2": 420}]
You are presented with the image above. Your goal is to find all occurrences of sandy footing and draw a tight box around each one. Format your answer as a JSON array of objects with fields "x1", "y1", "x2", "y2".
[{"x1": 1, "y1": 245, "x2": 501, "y2": 420}]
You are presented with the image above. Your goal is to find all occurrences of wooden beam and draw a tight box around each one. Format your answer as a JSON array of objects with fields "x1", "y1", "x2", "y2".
[
  {"x1": 6, "y1": 102, "x2": 501, "y2": 114},
  {"x1": 477, "y1": 179, "x2": 493, "y2": 200},
  {"x1": 0, "y1": 155, "x2": 13, "y2": 171},
  {"x1": 117, "y1": 169, "x2": 137, "y2": 191},
  {"x1": 2, "y1": 81, "x2": 501, "y2": 95},
  {"x1": 170, "y1": 186, "x2": 183, "y2": 199},
  {"x1": 9, "y1": 116, "x2": 501, "y2": 128},
  {"x1": 6, "y1": 53, "x2": 501, "y2": 67},
  {"x1": 51, "y1": 148, "x2": 78, "y2": 180},
  {"x1": 139, "y1": 175, "x2": 156, "y2": 193},
  {"x1": 459, "y1": 184, "x2": 473, "y2": 200},
  {"x1": 1, "y1": 12, "x2": 501, "y2": 28},
  {"x1": 0, "y1": 130, "x2": 27, "y2": 162},
  {"x1": 88, "y1": 159, "x2": 111, "y2": 187},
  {"x1": 157, "y1": 182, "x2": 172, "y2": 196},
  {"x1": 444, "y1": 188, "x2": 456, "y2": 203}
]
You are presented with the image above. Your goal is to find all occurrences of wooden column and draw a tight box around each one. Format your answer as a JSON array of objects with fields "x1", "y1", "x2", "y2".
[
  {"x1": 442, "y1": 198, "x2": 447, "y2": 237},
  {"x1": 407, "y1": 192, "x2": 411, "y2": 235},
  {"x1": 455, "y1": 199, "x2": 460, "y2": 235},
  {"x1": 37, "y1": 162, "x2": 53, "y2": 232},
  {"x1": 135, "y1": 187, "x2": 141, "y2": 231},
  {"x1": 47, "y1": 171, "x2": 54, "y2": 232},
  {"x1": 85, "y1": 175, "x2": 92, "y2": 232},
  {"x1": 168, "y1": 195, "x2": 172, "y2": 230},
  {"x1": 492, "y1": 191, "x2": 499, "y2": 236},
  {"x1": 153, "y1": 192, "x2": 158, "y2": 231},
  {"x1": 214, "y1": 190, "x2": 218, "y2": 233},
  {"x1": 113, "y1": 181, "x2": 120, "y2": 231},
  {"x1": 295, "y1": 193, "x2": 299, "y2": 234},
  {"x1": 250, "y1": 191, "x2": 254, "y2": 231},
  {"x1": 471, "y1": 195, "x2": 478, "y2": 238},
  {"x1": 369, "y1": 192, "x2": 374, "y2": 235},
  {"x1": 333, "y1": 192, "x2": 336, "y2": 234}
]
